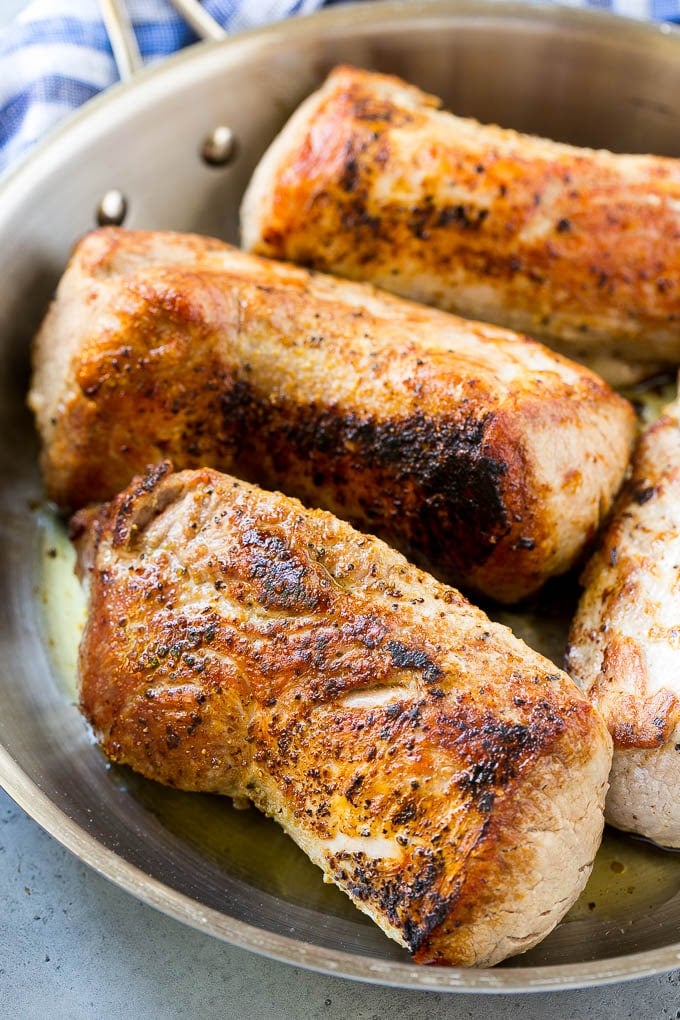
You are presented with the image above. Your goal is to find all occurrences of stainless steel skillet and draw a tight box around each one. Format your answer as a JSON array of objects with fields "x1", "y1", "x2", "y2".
[{"x1": 2, "y1": 0, "x2": 680, "y2": 993}]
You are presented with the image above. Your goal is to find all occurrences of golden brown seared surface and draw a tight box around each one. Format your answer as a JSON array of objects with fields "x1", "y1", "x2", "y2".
[
  {"x1": 242, "y1": 65, "x2": 680, "y2": 384},
  {"x1": 567, "y1": 398, "x2": 680, "y2": 847},
  {"x1": 29, "y1": 227, "x2": 634, "y2": 604},
  {"x1": 73, "y1": 464, "x2": 611, "y2": 966}
]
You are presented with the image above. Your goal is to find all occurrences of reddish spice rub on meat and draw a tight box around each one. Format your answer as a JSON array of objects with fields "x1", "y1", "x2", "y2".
[
  {"x1": 72, "y1": 464, "x2": 612, "y2": 966},
  {"x1": 242, "y1": 65, "x2": 680, "y2": 385},
  {"x1": 28, "y1": 227, "x2": 634, "y2": 604}
]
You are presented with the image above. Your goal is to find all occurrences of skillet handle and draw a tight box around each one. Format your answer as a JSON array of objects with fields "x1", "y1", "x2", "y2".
[
  {"x1": 99, "y1": 0, "x2": 143, "y2": 81},
  {"x1": 166, "y1": 0, "x2": 228, "y2": 42},
  {"x1": 100, "y1": 0, "x2": 226, "y2": 83}
]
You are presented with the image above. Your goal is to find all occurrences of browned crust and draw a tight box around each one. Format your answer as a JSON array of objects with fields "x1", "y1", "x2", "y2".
[
  {"x1": 243, "y1": 65, "x2": 680, "y2": 373},
  {"x1": 30, "y1": 227, "x2": 634, "y2": 603},
  {"x1": 75, "y1": 465, "x2": 611, "y2": 965},
  {"x1": 592, "y1": 637, "x2": 679, "y2": 749},
  {"x1": 568, "y1": 408, "x2": 680, "y2": 750}
]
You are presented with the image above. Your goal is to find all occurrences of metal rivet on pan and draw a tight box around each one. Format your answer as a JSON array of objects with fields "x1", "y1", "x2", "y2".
[
  {"x1": 96, "y1": 189, "x2": 128, "y2": 226},
  {"x1": 201, "y1": 126, "x2": 237, "y2": 167}
]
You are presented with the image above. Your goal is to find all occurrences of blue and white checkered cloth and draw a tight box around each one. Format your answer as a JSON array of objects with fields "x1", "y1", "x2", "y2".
[{"x1": 1, "y1": 0, "x2": 679, "y2": 178}]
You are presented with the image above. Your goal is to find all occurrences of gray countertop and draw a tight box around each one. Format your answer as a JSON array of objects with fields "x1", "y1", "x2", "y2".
[
  {"x1": 1, "y1": 3, "x2": 679, "y2": 1017},
  {"x1": 2, "y1": 786, "x2": 680, "y2": 1017}
]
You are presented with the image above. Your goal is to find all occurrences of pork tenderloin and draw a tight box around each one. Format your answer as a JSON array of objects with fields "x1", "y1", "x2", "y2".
[
  {"x1": 73, "y1": 463, "x2": 612, "y2": 966},
  {"x1": 241, "y1": 65, "x2": 680, "y2": 385},
  {"x1": 567, "y1": 396, "x2": 680, "y2": 847},
  {"x1": 28, "y1": 227, "x2": 634, "y2": 604}
]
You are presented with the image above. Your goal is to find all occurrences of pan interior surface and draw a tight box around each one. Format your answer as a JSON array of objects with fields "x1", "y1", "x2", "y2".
[{"x1": 2, "y1": 1, "x2": 680, "y2": 992}]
